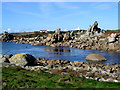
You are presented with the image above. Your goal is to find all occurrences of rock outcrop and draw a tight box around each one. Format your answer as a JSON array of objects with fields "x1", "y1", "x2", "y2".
[
  {"x1": 0, "y1": 31, "x2": 14, "y2": 42},
  {"x1": 80, "y1": 21, "x2": 104, "y2": 38}
]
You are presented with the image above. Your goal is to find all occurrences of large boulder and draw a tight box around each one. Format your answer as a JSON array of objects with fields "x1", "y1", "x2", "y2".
[
  {"x1": 9, "y1": 53, "x2": 37, "y2": 66},
  {"x1": 86, "y1": 54, "x2": 107, "y2": 62}
]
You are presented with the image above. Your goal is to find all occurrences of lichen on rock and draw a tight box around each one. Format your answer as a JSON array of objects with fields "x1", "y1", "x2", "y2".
[{"x1": 9, "y1": 53, "x2": 37, "y2": 66}]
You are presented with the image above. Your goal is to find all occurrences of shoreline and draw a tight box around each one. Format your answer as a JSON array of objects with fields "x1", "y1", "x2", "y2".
[
  {"x1": 1, "y1": 53, "x2": 120, "y2": 83},
  {"x1": 3, "y1": 38, "x2": 120, "y2": 53},
  {"x1": 1, "y1": 41, "x2": 120, "y2": 65}
]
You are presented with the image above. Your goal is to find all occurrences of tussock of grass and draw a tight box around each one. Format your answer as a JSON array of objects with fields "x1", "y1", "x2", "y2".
[{"x1": 2, "y1": 67, "x2": 120, "y2": 88}]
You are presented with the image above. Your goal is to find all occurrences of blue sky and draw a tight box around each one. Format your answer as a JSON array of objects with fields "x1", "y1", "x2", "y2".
[{"x1": 2, "y1": 2, "x2": 118, "y2": 32}]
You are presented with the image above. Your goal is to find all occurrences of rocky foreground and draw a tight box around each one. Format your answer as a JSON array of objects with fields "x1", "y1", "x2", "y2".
[{"x1": 1, "y1": 53, "x2": 120, "y2": 83}]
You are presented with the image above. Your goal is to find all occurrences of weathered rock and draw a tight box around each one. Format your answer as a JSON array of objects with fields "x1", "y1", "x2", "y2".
[
  {"x1": 0, "y1": 55, "x2": 8, "y2": 63},
  {"x1": 3, "y1": 54, "x2": 13, "y2": 60},
  {"x1": 108, "y1": 33, "x2": 118, "y2": 43},
  {"x1": 86, "y1": 54, "x2": 107, "y2": 62},
  {"x1": 0, "y1": 31, "x2": 14, "y2": 42},
  {"x1": 55, "y1": 28, "x2": 61, "y2": 34},
  {"x1": 82, "y1": 21, "x2": 103, "y2": 38},
  {"x1": 108, "y1": 43, "x2": 119, "y2": 51},
  {"x1": 9, "y1": 53, "x2": 37, "y2": 66},
  {"x1": 0, "y1": 54, "x2": 11, "y2": 63}
]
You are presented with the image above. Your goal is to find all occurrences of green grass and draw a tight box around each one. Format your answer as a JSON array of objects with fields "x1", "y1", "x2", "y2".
[{"x1": 2, "y1": 66, "x2": 120, "y2": 88}]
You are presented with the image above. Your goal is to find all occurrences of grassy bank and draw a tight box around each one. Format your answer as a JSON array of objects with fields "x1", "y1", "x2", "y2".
[{"x1": 2, "y1": 67, "x2": 120, "y2": 88}]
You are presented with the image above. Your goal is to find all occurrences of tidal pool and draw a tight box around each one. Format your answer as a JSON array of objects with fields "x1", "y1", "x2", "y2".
[{"x1": 1, "y1": 42, "x2": 120, "y2": 65}]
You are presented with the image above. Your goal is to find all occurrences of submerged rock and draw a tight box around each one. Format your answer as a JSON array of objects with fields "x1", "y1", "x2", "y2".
[
  {"x1": 9, "y1": 53, "x2": 37, "y2": 66},
  {"x1": 86, "y1": 54, "x2": 107, "y2": 62}
]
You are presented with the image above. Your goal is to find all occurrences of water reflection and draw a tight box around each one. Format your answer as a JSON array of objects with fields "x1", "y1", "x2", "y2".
[
  {"x1": 49, "y1": 52, "x2": 62, "y2": 55},
  {"x1": 44, "y1": 48, "x2": 70, "y2": 52},
  {"x1": 2, "y1": 42, "x2": 120, "y2": 65}
]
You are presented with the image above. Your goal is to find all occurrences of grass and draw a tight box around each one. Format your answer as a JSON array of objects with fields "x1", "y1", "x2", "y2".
[{"x1": 2, "y1": 66, "x2": 120, "y2": 88}]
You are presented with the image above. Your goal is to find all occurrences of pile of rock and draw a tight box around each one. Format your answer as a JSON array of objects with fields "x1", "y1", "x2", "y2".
[
  {"x1": 0, "y1": 31, "x2": 14, "y2": 42},
  {"x1": 2, "y1": 22, "x2": 119, "y2": 52},
  {"x1": 1, "y1": 53, "x2": 120, "y2": 82}
]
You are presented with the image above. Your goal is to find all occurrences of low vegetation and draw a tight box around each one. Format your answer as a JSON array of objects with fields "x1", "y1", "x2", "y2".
[{"x1": 2, "y1": 66, "x2": 120, "y2": 88}]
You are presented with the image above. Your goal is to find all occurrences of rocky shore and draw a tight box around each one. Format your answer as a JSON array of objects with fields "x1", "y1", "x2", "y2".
[
  {"x1": 1, "y1": 53, "x2": 120, "y2": 83},
  {"x1": 1, "y1": 21, "x2": 120, "y2": 82},
  {"x1": 1, "y1": 21, "x2": 119, "y2": 52}
]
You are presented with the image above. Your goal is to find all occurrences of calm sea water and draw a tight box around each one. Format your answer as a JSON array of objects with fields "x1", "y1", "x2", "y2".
[{"x1": 1, "y1": 42, "x2": 120, "y2": 65}]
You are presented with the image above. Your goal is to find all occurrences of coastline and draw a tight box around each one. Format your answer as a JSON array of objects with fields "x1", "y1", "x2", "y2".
[
  {"x1": 1, "y1": 53, "x2": 120, "y2": 83},
  {"x1": 5, "y1": 37, "x2": 120, "y2": 53}
]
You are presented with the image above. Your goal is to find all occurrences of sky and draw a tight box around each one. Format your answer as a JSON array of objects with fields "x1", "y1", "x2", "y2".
[{"x1": 2, "y1": 2, "x2": 118, "y2": 32}]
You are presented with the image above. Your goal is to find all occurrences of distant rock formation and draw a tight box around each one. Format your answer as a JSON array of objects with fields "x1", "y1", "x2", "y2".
[
  {"x1": 55, "y1": 28, "x2": 61, "y2": 34},
  {"x1": 0, "y1": 31, "x2": 14, "y2": 42},
  {"x1": 80, "y1": 21, "x2": 104, "y2": 38},
  {"x1": 87, "y1": 21, "x2": 101, "y2": 33},
  {"x1": 86, "y1": 21, "x2": 103, "y2": 36},
  {"x1": 44, "y1": 28, "x2": 73, "y2": 43}
]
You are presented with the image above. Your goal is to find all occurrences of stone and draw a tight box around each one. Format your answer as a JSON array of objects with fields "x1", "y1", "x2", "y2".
[
  {"x1": 84, "y1": 21, "x2": 102, "y2": 38},
  {"x1": 0, "y1": 31, "x2": 14, "y2": 42},
  {"x1": 86, "y1": 54, "x2": 107, "y2": 62},
  {"x1": 0, "y1": 55, "x2": 7, "y2": 63},
  {"x1": 108, "y1": 43, "x2": 119, "y2": 51},
  {"x1": 0, "y1": 54, "x2": 10, "y2": 63},
  {"x1": 70, "y1": 31, "x2": 74, "y2": 36},
  {"x1": 108, "y1": 33, "x2": 118, "y2": 43},
  {"x1": 9, "y1": 53, "x2": 37, "y2": 66},
  {"x1": 55, "y1": 28, "x2": 61, "y2": 34},
  {"x1": 74, "y1": 61, "x2": 83, "y2": 65},
  {"x1": 3, "y1": 54, "x2": 13, "y2": 60}
]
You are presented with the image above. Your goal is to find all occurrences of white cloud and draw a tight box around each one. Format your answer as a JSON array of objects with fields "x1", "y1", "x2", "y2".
[
  {"x1": 7, "y1": 28, "x2": 11, "y2": 32},
  {"x1": 63, "y1": 29, "x2": 68, "y2": 31}
]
